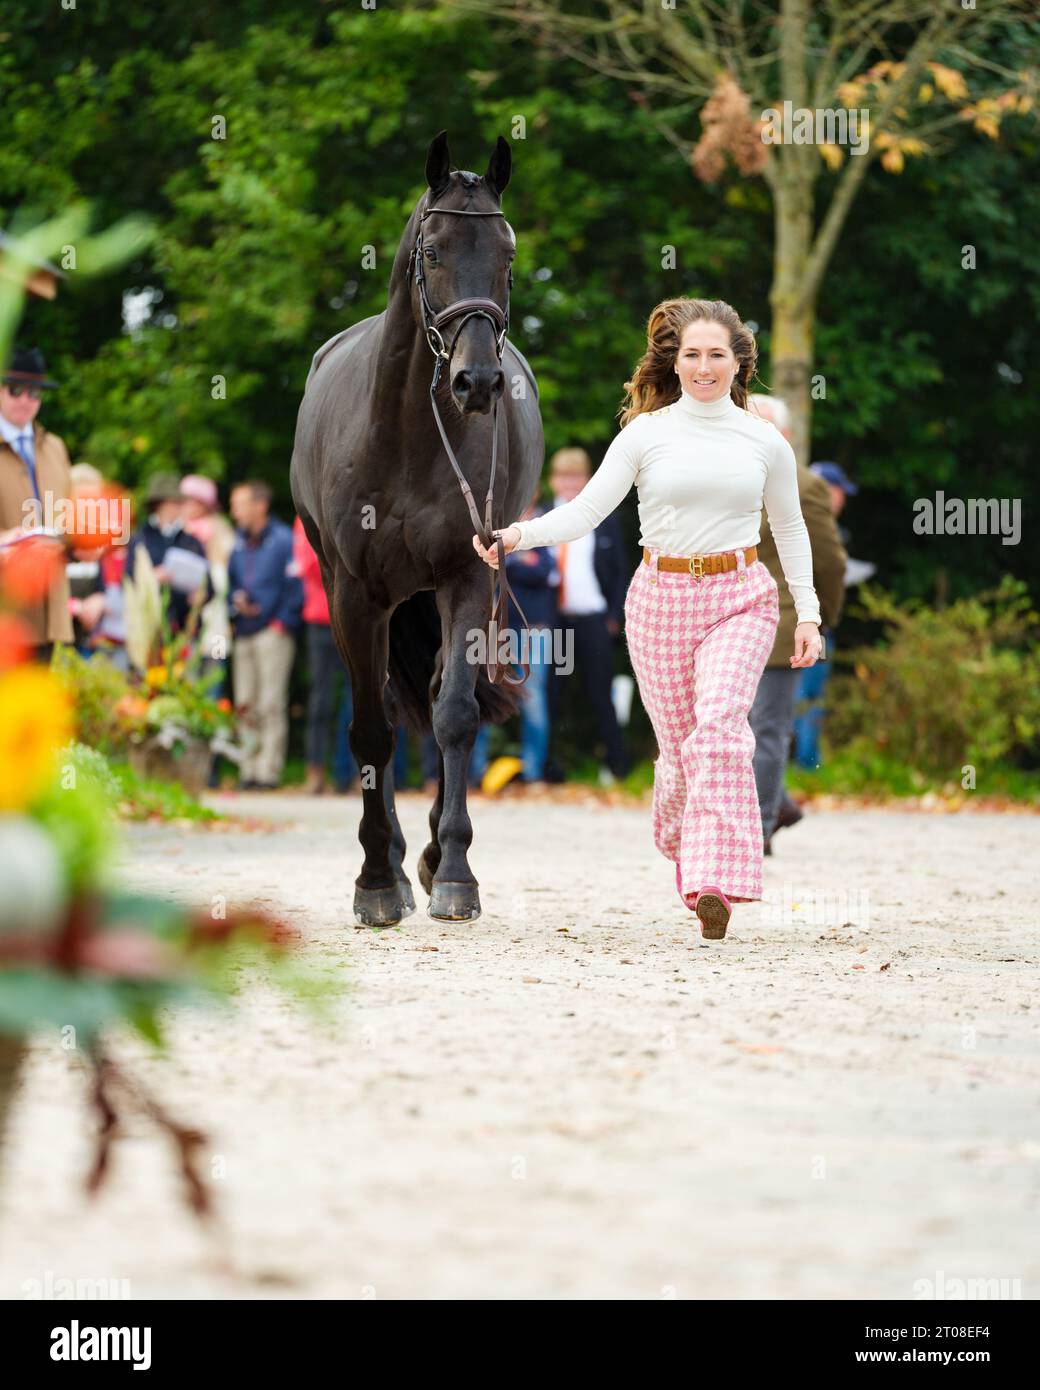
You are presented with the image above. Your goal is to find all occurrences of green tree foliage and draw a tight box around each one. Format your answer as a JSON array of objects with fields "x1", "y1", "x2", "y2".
[
  {"x1": 1, "y1": 3, "x2": 1035, "y2": 603},
  {"x1": 827, "y1": 578, "x2": 1040, "y2": 775}
]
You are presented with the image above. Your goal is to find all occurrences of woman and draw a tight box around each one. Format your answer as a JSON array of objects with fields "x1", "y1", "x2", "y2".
[{"x1": 473, "y1": 298, "x2": 823, "y2": 940}]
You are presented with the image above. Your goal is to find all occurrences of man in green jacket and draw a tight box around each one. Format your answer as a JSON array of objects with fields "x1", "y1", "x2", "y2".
[{"x1": 747, "y1": 397, "x2": 848, "y2": 851}]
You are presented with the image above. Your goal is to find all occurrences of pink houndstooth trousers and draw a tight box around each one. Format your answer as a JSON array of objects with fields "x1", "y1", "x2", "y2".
[{"x1": 623, "y1": 548, "x2": 780, "y2": 905}]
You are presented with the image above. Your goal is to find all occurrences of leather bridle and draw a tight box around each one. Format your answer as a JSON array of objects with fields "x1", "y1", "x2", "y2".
[{"x1": 407, "y1": 197, "x2": 531, "y2": 687}]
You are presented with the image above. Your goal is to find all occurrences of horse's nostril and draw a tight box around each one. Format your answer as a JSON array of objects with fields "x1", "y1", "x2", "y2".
[{"x1": 453, "y1": 368, "x2": 504, "y2": 401}]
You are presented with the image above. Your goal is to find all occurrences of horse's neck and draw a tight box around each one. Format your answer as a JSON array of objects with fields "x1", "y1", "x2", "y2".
[
  {"x1": 378, "y1": 285, "x2": 422, "y2": 374},
  {"x1": 375, "y1": 286, "x2": 463, "y2": 442}
]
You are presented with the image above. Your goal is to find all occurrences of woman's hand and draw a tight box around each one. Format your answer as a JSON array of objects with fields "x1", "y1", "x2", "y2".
[
  {"x1": 472, "y1": 524, "x2": 521, "y2": 570},
  {"x1": 790, "y1": 622, "x2": 823, "y2": 669}
]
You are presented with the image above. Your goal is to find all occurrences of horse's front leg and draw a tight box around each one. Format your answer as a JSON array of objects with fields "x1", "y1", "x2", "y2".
[
  {"x1": 416, "y1": 743, "x2": 445, "y2": 898},
  {"x1": 426, "y1": 574, "x2": 488, "y2": 921},
  {"x1": 330, "y1": 575, "x2": 408, "y2": 927}
]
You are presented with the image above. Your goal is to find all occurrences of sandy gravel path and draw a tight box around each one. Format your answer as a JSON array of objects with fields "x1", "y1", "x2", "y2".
[{"x1": 2, "y1": 790, "x2": 1038, "y2": 1300}]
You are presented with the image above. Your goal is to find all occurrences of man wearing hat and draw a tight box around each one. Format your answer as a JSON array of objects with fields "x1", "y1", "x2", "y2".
[
  {"x1": 124, "y1": 473, "x2": 211, "y2": 634},
  {"x1": 0, "y1": 347, "x2": 74, "y2": 658}
]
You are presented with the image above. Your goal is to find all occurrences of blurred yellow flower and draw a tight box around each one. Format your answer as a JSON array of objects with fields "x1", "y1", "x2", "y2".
[
  {"x1": 171, "y1": 661, "x2": 185, "y2": 679},
  {"x1": 145, "y1": 666, "x2": 168, "y2": 688},
  {"x1": 0, "y1": 666, "x2": 73, "y2": 812}
]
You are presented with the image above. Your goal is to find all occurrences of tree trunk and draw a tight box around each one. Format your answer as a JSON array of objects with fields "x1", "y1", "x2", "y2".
[
  {"x1": 770, "y1": 0, "x2": 816, "y2": 469},
  {"x1": 769, "y1": 273, "x2": 815, "y2": 469},
  {"x1": 769, "y1": 168, "x2": 817, "y2": 468}
]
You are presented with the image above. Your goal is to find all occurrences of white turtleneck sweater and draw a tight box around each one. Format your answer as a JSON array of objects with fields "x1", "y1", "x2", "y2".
[{"x1": 512, "y1": 389, "x2": 822, "y2": 625}]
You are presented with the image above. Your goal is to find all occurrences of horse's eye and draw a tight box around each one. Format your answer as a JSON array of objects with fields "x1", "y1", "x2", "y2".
[{"x1": 424, "y1": 247, "x2": 437, "y2": 263}]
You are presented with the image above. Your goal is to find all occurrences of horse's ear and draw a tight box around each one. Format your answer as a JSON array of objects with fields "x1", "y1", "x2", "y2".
[
  {"x1": 425, "y1": 130, "x2": 452, "y2": 197},
  {"x1": 485, "y1": 135, "x2": 511, "y2": 199}
]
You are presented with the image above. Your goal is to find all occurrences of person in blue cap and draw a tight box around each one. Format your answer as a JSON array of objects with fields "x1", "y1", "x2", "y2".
[{"x1": 810, "y1": 463, "x2": 858, "y2": 540}]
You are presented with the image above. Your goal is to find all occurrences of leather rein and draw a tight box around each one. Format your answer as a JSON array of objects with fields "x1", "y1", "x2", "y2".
[{"x1": 407, "y1": 199, "x2": 532, "y2": 688}]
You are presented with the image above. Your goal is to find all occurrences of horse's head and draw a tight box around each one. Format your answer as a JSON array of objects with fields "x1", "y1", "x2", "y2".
[{"x1": 407, "y1": 130, "x2": 516, "y2": 416}]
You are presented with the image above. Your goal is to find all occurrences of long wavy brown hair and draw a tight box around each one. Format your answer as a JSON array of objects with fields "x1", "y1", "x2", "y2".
[{"x1": 619, "y1": 297, "x2": 760, "y2": 426}]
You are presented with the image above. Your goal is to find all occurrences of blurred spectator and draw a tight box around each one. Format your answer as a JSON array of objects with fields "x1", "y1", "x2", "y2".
[
  {"x1": 504, "y1": 493, "x2": 559, "y2": 786},
  {"x1": 66, "y1": 548, "x2": 105, "y2": 655},
  {"x1": 228, "y1": 481, "x2": 303, "y2": 790},
  {"x1": 292, "y1": 514, "x2": 361, "y2": 795},
  {"x1": 0, "y1": 347, "x2": 73, "y2": 661},
  {"x1": 72, "y1": 463, "x2": 131, "y2": 668},
  {"x1": 291, "y1": 516, "x2": 401, "y2": 793},
  {"x1": 181, "y1": 474, "x2": 235, "y2": 785},
  {"x1": 181, "y1": 474, "x2": 235, "y2": 694},
  {"x1": 125, "y1": 472, "x2": 211, "y2": 635},
  {"x1": 64, "y1": 463, "x2": 131, "y2": 669},
  {"x1": 542, "y1": 447, "x2": 630, "y2": 786},
  {"x1": 792, "y1": 462, "x2": 859, "y2": 772},
  {"x1": 747, "y1": 397, "x2": 847, "y2": 850},
  {"x1": 66, "y1": 463, "x2": 110, "y2": 658},
  {"x1": 92, "y1": 544, "x2": 130, "y2": 669}
]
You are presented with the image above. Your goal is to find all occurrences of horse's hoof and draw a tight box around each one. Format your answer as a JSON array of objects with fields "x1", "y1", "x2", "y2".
[
  {"x1": 354, "y1": 883, "x2": 406, "y2": 927},
  {"x1": 428, "y1": 881, "x2": 482, "y2": 922},
  {"x1": 417, "y1": 847, "x2": 438, "y2": 897},
  {"x1": 396, "y1": 877, "x2": 416, "y2": 918}
]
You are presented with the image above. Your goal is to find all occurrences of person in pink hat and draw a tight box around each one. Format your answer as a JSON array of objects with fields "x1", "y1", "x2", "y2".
[{"x1": 180, "y1": 474, "x2": 235, "y2": 679}]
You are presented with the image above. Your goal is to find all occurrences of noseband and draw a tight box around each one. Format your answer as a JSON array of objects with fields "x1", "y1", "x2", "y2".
[
  {"x1": 409, "y1": 202, "x2": 510, "y2": 371},
  {"x1": 407, "y1": 199, "x2": 531, "y2": 688}
]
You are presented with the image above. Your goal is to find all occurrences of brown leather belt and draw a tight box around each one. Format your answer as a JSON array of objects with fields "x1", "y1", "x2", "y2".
[{"x1": 643, "y1": 545, "x2": 757, "y2": 578}]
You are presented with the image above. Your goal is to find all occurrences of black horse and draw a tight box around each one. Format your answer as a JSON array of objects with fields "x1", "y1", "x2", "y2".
[{"x1": 290, "y1": 131, "x2": 543, "y2": 926}]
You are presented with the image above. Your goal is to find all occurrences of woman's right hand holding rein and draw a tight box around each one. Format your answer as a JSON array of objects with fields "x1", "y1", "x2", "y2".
[{"x1": 472, "y1": 525, "x2": 522, "y2": 570}]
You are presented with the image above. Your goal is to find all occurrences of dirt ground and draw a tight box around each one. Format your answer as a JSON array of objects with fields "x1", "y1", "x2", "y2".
[{"x1": 2, "y1": 788, "x2": 1038, "y2": 1300}]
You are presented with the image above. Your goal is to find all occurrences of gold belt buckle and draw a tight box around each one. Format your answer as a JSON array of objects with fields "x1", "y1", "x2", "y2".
[{"x1": 689, "y1": 553, "x2": 706, "y2": 581}]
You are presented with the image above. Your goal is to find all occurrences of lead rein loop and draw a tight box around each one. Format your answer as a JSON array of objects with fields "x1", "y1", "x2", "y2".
[
  {"x1": 486, "y1": 396, "x2": 532, "y2": 689},
  {"x1": 426, "y1": 368, "x2": 532, "y2": 689}
]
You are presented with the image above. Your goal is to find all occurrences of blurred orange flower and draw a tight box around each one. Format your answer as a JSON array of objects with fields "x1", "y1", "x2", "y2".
[
  {"x1": 0, "y1": 537, "x2": 64, "y2": 606},
  {"x1": 114, "y1": 693, "x2": 151, "y2": 724},
  {"x1": 145, "y1": 665, "x2": 168, "y2": 688}
]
